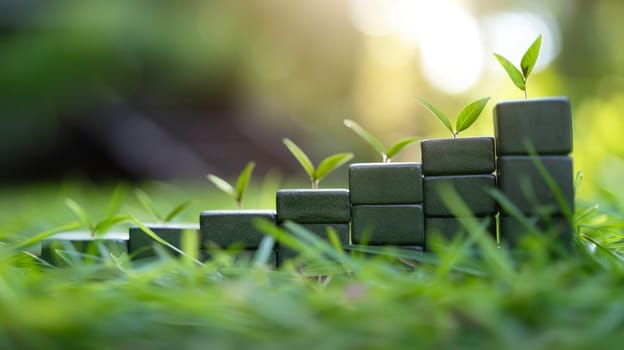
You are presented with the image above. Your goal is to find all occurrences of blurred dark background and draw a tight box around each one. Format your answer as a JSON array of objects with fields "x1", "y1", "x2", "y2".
[{"x1": 1, "y1": 0, "x2": 623, "y2": 200}]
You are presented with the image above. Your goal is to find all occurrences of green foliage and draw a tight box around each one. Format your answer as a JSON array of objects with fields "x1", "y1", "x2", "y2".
[
  {"x1": 64, "y1": 184, "x2": 129, "y2": 237},
  {"x1": 343, "y1": 119, "x2": 419, "y2": 162},
  {"x1": 493, "y1": 34, "x2": 542, "y2": 98},
  {"x1": 207, "y1": 161, "x2": 256, "y2": 209},
  {"x1": 416, "y1": 97, "x2": 490, "y2": 138},
  {"x1": 134, "y1": 189, "x2": 195, "y2": 223},
  {"x1": 2, "y1": 182, "x2": 624, "y2": 348},
  {"x1": 282, "y1": 138, "x2": 353, "y2": 188}
]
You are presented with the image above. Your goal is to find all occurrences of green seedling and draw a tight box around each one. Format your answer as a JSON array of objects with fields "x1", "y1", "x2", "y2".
[
  {"x1": 416, "y1": 97, "x2": 490, "y2": 138},
  {"x1": 343, "y1": 119, "x2": 419, "y2": 163},
  {"x1": 207, "y1": 161, "x2": 255, "y2": 210},
  {"x1": 282, "y1": 138, "x2": 353, "y2": 189},
  {"x1": 493, "y1": 34, "x2": 542, "y2": 98},
  {"x1": 134, "y1": 189, "x2": 195, "y2": 223},
  {"x1": 64, "y1": 184, "x2": 129, "y2": 237}
]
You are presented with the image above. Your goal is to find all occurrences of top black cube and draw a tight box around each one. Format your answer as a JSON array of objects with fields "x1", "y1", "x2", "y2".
[{"x1": 494, "y1": 97, "x2": 572, "y2": 155}]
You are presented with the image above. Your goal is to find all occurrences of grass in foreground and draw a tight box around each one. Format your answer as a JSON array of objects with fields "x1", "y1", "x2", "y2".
[{"x1": 0, "y1": 183, "x2": 624, "y2": 349}]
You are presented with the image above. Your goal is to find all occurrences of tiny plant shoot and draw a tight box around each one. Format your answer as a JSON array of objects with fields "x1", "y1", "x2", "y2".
[
  {"x1": 416, "y1": 97, "x2": 490, "y2": 138},
  {"x1": 134, "y1": 189, "x2": 195, "y2": 223},
  {"x1": 282, "y1": 138, "x2": 353, "y2": 189},
  {"x1": 493, "y1": 34, "x2": 542, "y2": 98},
  {"x1": 207, "y1": 161, "x2": 255, "y2": 210},
  {"x1": 343, "y1": 119, "x2": 419, "y2": 163}
]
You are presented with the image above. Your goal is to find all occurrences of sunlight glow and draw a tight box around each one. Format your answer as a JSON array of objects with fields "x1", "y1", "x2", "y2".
[{"x1": 351, "y1": 0, "x2": 484, "y2": 94}]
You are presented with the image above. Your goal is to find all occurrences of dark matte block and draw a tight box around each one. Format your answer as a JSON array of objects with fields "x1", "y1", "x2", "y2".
[
  {"x1": 494, "y1": 97, "x2": 572, "y2": 155},
  {"x1": 41, "y1": 231, "x2": 128, "y2": 265},
  {"x1": 200, "y1": 210, "x2": 276, "y2": 249},
  {"x1": 351, "y1": 204, "x2": 424, "y2": 245},
  {"x1": 129, "y1": 223, "x2": 200, "y2": 259},
  {"x1": 277, "y1": 223, "x2": 350, "y2": 264},
  {"x1": 425, "y1": 216, "x2": 496, "y2": 250},
  {"x1": 423, "y1": 174, "x2": 498, "y2": 217},
  {"x1": 349, "y1": 162, "x2": 423, "y2": 204},
  {"x1": 499, "y1": 215, "x2": 574, "y2": 249},
  {"x1": 276, "y1": 189, "x2": 350, "y2": 223},
  {"x1": 421, "y1": 137, "x2": 495, "y2": 175},
  {"x1": 497, "y1": 156, "x2": 574, "y2": 216}
]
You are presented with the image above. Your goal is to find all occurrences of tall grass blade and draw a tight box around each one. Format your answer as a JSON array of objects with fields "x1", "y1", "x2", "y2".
[{"x1": 163, "y1": 199, "x2": 195, "y2": 223}]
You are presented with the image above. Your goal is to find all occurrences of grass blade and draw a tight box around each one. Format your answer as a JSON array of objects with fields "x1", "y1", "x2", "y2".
[
  {"x1": 386, "y1": 137, "x2": 420, "y2": 160},
  {"x1": 207, "y1": 174, "x2": 237, "y2": 198},
  {"x1": 253, "y1": 235, "x2": 276, "y2": 267},
  {"x1": 235, "y1": 161, "x2": 255, "y2": 204},
  {"x1": 493, "y1": 53, "x2": 526, "y2": 91},
  {"x1": 93, "y1": 215, "x2": 129, "y2": 235},
  {"x1": 343, "y1": 119, "x2": 387, "y2": 160},
  {"x1": 134, "y1": 189, "x2": 162, "y2": 222},
  {"x1": 315, "y1": 153, "x2": 354, "y2": 184},
  {"x1": 105, "y1": 183, "x2": 127, "y2": 219},
  {"x1": 520, "y1": 34, "x2": 542, "y2": 79},
  {"x1": 65, "y1": 198, "x2": 94, "y2": 232},
  {"x1": 128, "y1": 214, "x2": 203, "y2": 266},
  {"x1": 455, "y1": 97, "x2": 490, "y2": 135},
  {"x1": 282, "y1": 138, "x2": 315, "y2": 179},
  {"x1": 416, "y1": 97, "x2": 454, "y2": 136},
  {"x1": 163, "y1": 199, "x2": 196, "y2": 223}
]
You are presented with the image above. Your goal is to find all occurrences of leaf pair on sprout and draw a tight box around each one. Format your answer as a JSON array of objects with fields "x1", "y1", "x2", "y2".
[
  {"x1": 207, "y1": 161, "x2": 255, "y2": 209},
  {"x1": 282, "y1": 138, "x2": 354, "y2": 189},
  {"x1": 416, "y1": 97, "x2": 491, "y2": 138},
  {"x1": 494, "y1": 34, "x2": 542, "y2": 98},
  {"x1": 343, "y1": 119, "x2": 419, "y2": 162}
]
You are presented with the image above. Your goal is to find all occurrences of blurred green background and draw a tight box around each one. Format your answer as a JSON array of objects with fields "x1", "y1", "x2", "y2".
[{"x1": 0, "y1": 0, "x2": 621, "y2": 203}]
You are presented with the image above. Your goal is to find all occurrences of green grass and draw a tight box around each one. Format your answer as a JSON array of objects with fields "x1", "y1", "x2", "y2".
[{"x1": 1, "y1": 181, "x2": 624, "y2": 349}]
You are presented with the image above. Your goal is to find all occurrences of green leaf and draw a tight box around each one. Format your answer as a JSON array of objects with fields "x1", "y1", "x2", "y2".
[
  {"x1": 93, "y1": 215, "x2": 129, "y2": 235},
  {"x1": 343, "y1": 119, "x2": 387, "y2": 158},
  {"x1": 134, "y1": 189, "x2": 162, "y2": 222},
  {"x1": 416, "y1": 97, "x2": 454, "y2": 135},
  {"x1": 234, "y1": 161, "x2": 255, "y2": 203},
  {"x1": 207, "y1": 174, "x2": 237, "y2": 198},
  {"x1": 128, "y1": 214, "x2": 203, "y2": 266},
  {"x1": 455, "y1": 97, "x2": 490, "y2": 135},
  {"x1": 163, "y1": 199, "x2": 195, "y2": 223},
  {"x1": 105, "y1": 183, "x2": 127, "y2": 219},
  {"x1": 314, "y1": 152, "x2": 354, "y2": 184},
  {"x1": 493, "y1": 53, "x2": 525, "y2": 91},
  {"x1": 386, "y1": 137, "x2": 420, "y2": 160},
  {"x1": 65, "y1": 198, "x2": 94, "y2": 231},
  {"x1": 283, "y1": 138, "x2": 315, "y2": 179},
  {"x1": 520, "y1": 34, "x2": 542, "y2": 79}
]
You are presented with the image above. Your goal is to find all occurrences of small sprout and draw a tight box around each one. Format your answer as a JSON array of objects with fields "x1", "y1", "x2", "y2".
[
  {"x1": 282, "y1": 138, "x2": 353, "y2": 189},
  {"x1": 493, "y1": 34, "x2": 542, "y2": 98},
  {"x1": 64, "y1": 184, "x2": 129, "y2": 237},
  {"x1": 134, "y1": 189, "x2": 195, "y2": 223},
  {"x1": 343, "y1": 119, "x2": 419, "y2": 163},
  {"x1": 416, "y1": 97, "x2": 490, "y2": 138},
  {"x1": 207, "y1": 161, "x2": 255, "y2": 209}
]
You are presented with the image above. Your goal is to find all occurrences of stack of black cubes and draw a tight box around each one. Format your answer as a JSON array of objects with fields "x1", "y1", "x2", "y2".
[
  {"x1": 494, "y1": 97, "x2": 574, "y2": 247},
  {"x1": 349, "y1": 162, "x2": 425, "y2": 248},
  {"x1": 420, "y1": 137, "x2": 498, "y2": 249}
]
